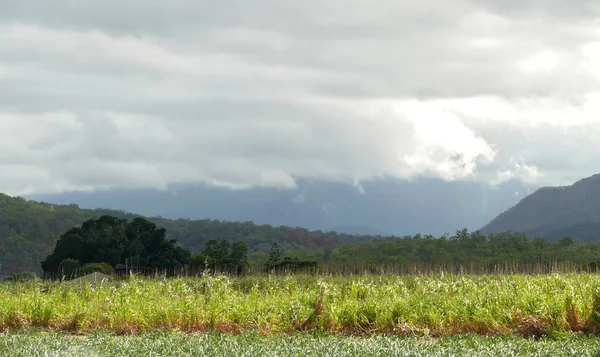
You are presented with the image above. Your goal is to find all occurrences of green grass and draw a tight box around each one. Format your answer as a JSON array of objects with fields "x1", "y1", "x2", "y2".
[
  {"x1": 1, "y1": 331, "x2": 600, "y2": 357},
  {"x1": 1, "y1": 273, "x2": 600, "y2": 336}
]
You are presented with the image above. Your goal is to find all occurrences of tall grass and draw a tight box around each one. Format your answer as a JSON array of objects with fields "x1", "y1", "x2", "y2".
[
  {"x1": 1, "y1": 273, "x2": 600, "y2": 336},
  {"x1": 78, "y1": 260, "x2": 600, "y2": 278}
]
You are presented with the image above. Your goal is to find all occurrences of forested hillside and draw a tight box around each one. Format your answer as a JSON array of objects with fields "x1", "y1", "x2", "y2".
[
  {"x1": 0, "y1": 194, "x2": 369, "y2": 276},
  {"x1": 481, "y1": 173, "x2": 600, "y2": 241},
  {"x1": 4, "y1": 192, "x2": 600, "y2": 278}
]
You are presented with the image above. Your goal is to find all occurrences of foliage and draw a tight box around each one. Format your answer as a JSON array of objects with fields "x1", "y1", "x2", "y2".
[
  {"x1": 327, "y1": 229, "x2": 600, "y2": 273},
  {"x1": 7, "y1": 193, "x2": 600, "y2": 278},
  {"x1": 199, "y1": 240, "x2": 249, "y2": 274},
  {"x1": 41, "y1": 216, "x2": 190, "y2": 276},
  {"x1": 0, "y1": 194, "x2": 365, "y2": 276},
  {"x1": 264, "y1": 242, "x2": 317, "y2": 273},
  {"x1": 266, "y1": 243, "x2": 281, "y2": 267},
  {"x1": 2, "y1": 274, "x2": 600, "y2": 336},
  {"x1": 80, "y1": 263, "x2": 115, "y2": 276},
  {"x1": 481, "y1": 173, "x2": 600, "y2": 242},
  {"x1": 266, "y1": 257, "x2": 317, "y2": 273},
  {"x1": 57, "y1": 258, "x2": 80, "y2": 280},
  {"x1": 5, "y1": 271, "x2": 37, "y2": 282},
  {"x1": 2, "y1": 331, "x2": 600, "y2": 357}
]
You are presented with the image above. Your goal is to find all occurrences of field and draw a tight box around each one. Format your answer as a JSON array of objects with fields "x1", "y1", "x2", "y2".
[
  {"x1": 1, "y1": 273, "x2": 600, "y2": 337},
  {"x1": 2, "y1": 331, "x2": 600, "y2": 357}
]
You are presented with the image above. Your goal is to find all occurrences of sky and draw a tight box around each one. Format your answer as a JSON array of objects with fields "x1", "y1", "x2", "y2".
[{"x1": 1, "y1": 0, "x2": 600, "y2": 196}]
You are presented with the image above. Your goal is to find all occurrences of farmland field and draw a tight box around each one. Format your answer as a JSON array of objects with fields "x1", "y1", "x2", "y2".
[
  {"x1": 1, "y1": 331, "x2": 600, "y2": 357},
  {"x1": 2, "y1": 273, "x2": 600, "y2": 336}
]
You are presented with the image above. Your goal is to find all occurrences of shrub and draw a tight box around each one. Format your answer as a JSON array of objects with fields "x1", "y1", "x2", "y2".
[
  {"x1": 80, "y1": 262, "x2": 115, "y2": 276},
  {"x1": 5, "y1": 271, "x2": 38, "y2": 282}
]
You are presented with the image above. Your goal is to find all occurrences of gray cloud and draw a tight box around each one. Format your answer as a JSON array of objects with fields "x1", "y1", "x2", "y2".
[{"x1": 1, "y1": 0, "x2": 599, "y2": 195}]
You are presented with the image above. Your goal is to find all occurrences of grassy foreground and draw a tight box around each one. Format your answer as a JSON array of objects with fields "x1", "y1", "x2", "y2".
[
  {"x1": 1, "y1": 274, "x2": 600, "y2": 336},
  {"x1": 1, "y1": 331, "x2": 600, "y2": 357}
]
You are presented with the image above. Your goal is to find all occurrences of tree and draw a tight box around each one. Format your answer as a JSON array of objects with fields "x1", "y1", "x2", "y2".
[
  {"x1": 533, "y1": 237, "x2": 548, "y2": 250},
  {"x1": 230, "y1": 241, "x2": 249, "y2": 275},
  {"x1": 217, "y1": 240, "x2": 231, "y2": 265},
  {"x1": 201, "y1": 240, "x2": 220, "y2": 264},
  {"x1": 58, "y1": 258, "x2": 80, "y2": 279},
  {"x1": 266, "y1": 242, "x2": 281, "y2": 268},
  {"x1": 556, "y1": 236, "x2": 575, "y2": 248},
  {"x1": 42, "y1": 216, "x2": 190, "y2": 276},
  {"x1": 188, "y1": 253, "x2": 207, "y2": 271}
]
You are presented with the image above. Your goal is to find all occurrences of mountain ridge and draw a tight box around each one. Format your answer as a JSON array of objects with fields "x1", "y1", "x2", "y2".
[
  {"x1": 26, "y1": 178, "x2": 529, "y2": 237},
  {"x1": 481, "y1": 173, "x2": 600, "y2": 241}
]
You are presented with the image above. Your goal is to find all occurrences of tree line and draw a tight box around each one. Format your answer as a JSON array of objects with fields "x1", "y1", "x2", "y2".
[
  {"x1": 39, "y1": 217, "x2": 600, "y2": 280},
  {"x1": 5, "y1": 190, "x2": 600, "y2": 279},
  {"x1": 328, "y1": 229, "x2": 600, "y2": 272},
  {"x1": 0, "y1": 194, "x2": 364, "y2": 277}
]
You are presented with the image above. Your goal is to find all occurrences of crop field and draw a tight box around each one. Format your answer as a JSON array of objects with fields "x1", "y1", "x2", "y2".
[
  {"x1": 1, "y1": 273, "x2": 600, "y2": 337},
  {"x1": 2, "y1": 331, "x2": 600, "y2": 357}
]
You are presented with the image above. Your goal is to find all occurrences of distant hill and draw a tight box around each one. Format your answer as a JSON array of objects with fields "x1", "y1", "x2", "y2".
[
  {"x1": 326, "y1": 225, "x2": 391, "y2": 237},
  {"x1": 481, "y1": 174, "x2": 600, "y2": 241},
  {"x1": 27, "y1": 178, "x2": 529, "y2": 237},
  {"x1": 0, "y1": 194, "x2": 371, "y2": 277}
]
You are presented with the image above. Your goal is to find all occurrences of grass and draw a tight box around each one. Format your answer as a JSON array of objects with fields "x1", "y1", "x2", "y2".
[
  {"x1": 1, "y1": 331, "x2": 600, "y2": 357},
  {"x1": 1, "y1": 273, "x2": 600, "y2": 336}
]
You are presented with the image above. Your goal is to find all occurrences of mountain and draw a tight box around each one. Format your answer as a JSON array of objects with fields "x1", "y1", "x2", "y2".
[
  {"x1": 481, "y1": 174, "x2": 600, "y2": 241},
  {"x1": 26, "y1": 178, "x2": 529, "y2": 237}
]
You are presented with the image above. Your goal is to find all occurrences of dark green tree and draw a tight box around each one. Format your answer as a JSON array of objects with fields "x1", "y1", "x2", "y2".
[
  {"x1": 58, "y1": 258, "x2": 80, "y2": 279},
  {"x1": 42, "y1": 216, "x2": 189, "y2": 276},
  {"x1": 266, "y1": 242, "x2": 281, "y2": 268},
  {"x1": 230, "y1": 241, "x2": 249, "y2": 274}
]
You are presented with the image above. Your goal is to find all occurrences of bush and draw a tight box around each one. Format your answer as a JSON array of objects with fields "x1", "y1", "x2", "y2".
[
  {"x1": 80, "y1": 262, "x2": 115, "y2": 276},
  {"x1": 6, "y1": 271, "x2": 38, "y2": 282}
]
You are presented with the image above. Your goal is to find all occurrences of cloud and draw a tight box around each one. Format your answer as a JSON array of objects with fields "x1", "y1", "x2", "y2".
[
  {"x1": 1, "y1": 0, "x2": 600, "y2": 195},
  {"x1": 292, "y1": 192, "x2": 306, "y2": 204},
  {"x1": 490, "y1": 156, "x2": 543, "y2": 186}
]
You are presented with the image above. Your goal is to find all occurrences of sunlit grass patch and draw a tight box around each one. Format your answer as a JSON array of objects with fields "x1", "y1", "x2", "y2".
[{"x1": 1, "y1": 273, "x2": 600, "y2": 336}]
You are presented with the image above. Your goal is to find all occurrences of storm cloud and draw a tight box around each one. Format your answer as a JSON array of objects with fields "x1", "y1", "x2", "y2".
[{"x1": 1, "y1": 0, "x2": 600, "y2": 195}]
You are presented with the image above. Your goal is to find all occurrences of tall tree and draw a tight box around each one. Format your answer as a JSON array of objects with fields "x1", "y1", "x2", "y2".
[
  {"x1": 266, "y1": 242, "x2": 281, "y2": 268},
  {"x1": 230, "y1": 241, "x2": 249, "y2": 274},
  {"x1": 42, "y1": 215, "x2": 189, "y2": 276}
]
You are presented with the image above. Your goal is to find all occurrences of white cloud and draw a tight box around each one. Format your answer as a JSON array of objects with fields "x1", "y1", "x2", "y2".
[
  {"x1": 518, "y1": 51, "x2": 561, "y2": 74},
  {"x1": 491, "y1": 157, "x2": 543, "y2": 186},
  {"x1": 1, "y1": 0, "x2": 600, "y2": 195}
]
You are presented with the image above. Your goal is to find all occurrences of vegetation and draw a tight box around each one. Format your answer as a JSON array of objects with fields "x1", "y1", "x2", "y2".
[
  {"x1": 327, "y1": 229, "x2": 600, "y2": 274},
  {"x1": 41, "y1": 216, "x2": 190, "y2": 277},
  {"x1": 2, "y1": 331, "x2": 600, "y2": 357},
  {"x1": 482, "y1": 173, "x2": 600, "y2": 242},
  {"x1": 0, "y1": 194, "x2": 365, "y2": 277},
  {"x1": 2, "y1": 274, "x2": 600, "y2": 337},
  {"x1": 6, "y1": 192, "x2": 600, "y2": 279},
  {"x1": 265, "y1": 243, "x2": 318, "y2": 273},
  {"x1": 192, "y1": 239, "x2": 249, "y2": 275}
]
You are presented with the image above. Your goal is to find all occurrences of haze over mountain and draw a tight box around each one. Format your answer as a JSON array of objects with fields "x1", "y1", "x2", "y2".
[
  {"x1": 29, "y1": 178, "x2": 530, "y2": 236},
  {"x1": 482, "y1": 173, "x2": 600, "y2": 242}
]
